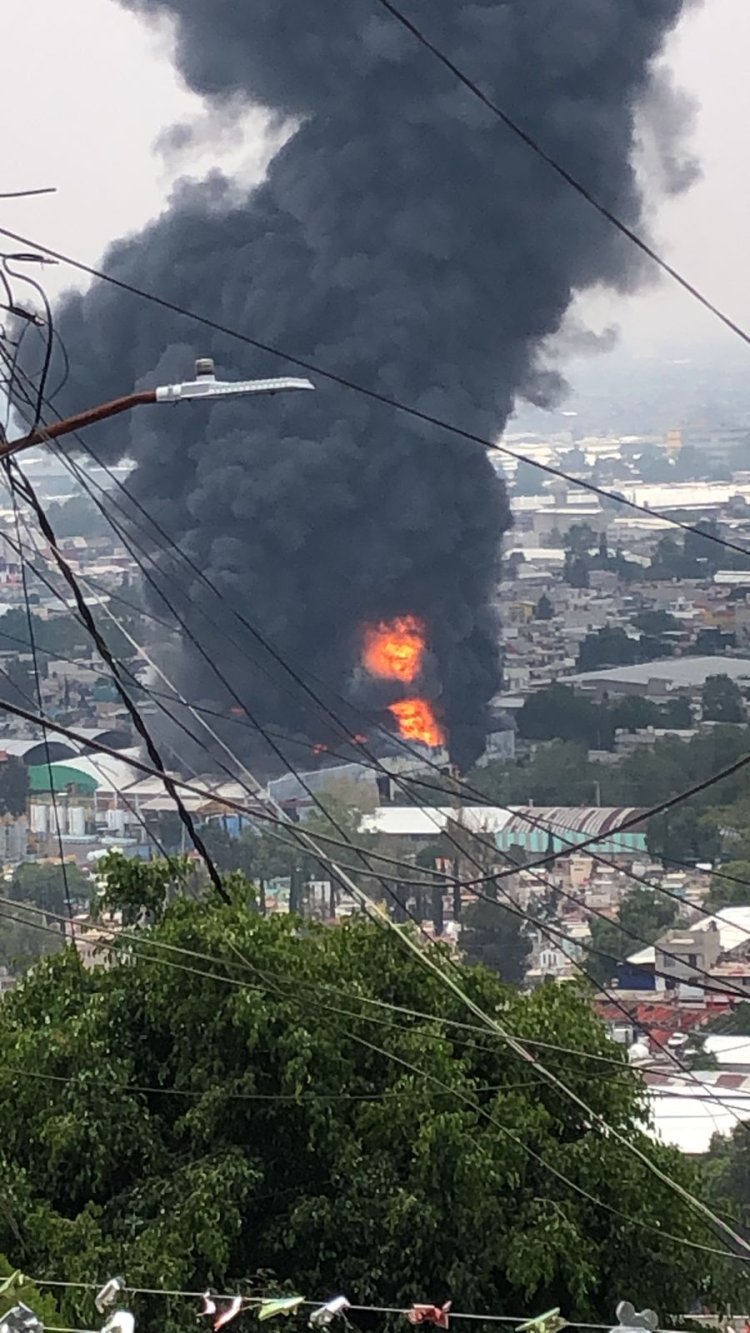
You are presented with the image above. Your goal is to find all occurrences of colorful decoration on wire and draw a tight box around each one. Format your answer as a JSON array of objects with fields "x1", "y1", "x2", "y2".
[
  {"x1": 407, "y1": 1303, "x2": 452, "y2": 1330},
  {"x1": 199, "y1": 1295, "x2": 244, "y2": 1330},
  {"x1": 516, "y1": 1310, "x2": 568, "y2": 1333},
  {"x1": 96, "y1": 1280, "x2": 125, "y2": 1314},
  {"x1": 613, "y1": 1306, "x2": 658, "y2": 1333},
  {"x1": 0, "y1": 1276, "x2": 25, "y2": 1299},
  {"x1": 101, "y1": 1312, "x2": 135, "y2": 1333},
  {"x1": 259, "y1": 1298, "x2": 305, "y2": 1322},
  {"x1": 0, "y1": 1307, "x2": 43, "y2": 1333},
  {"x1": 309, "y1": 1298, "x2": 350, "y2": 1328}
]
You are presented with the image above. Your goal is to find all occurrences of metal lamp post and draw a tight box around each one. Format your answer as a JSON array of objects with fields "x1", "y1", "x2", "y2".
[{"x1": 5, "y1": 357, "x2": 314, "y2": 456}]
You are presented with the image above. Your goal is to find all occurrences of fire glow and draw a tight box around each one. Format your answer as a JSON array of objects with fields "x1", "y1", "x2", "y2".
[
  {"x1": 361, "y1": 615, "x2": 445, "y2": 748},
  {"x1": 387, "y1": 698, "x2": 445, "y2": 748},
  {"x1": 362, "y1": 614, "x2": 425, "y2": 683}
]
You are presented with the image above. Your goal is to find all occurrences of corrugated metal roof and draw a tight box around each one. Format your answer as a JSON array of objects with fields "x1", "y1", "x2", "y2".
[
  {"x1": 29, "y1": 763, "x2": 97, "y2": 794},
  {"x1": 363, "y1": 805, "x2": 646, "y2": 840},
  {"x1": 568, "y1": 656, "x2": 750, "y2": 688}
]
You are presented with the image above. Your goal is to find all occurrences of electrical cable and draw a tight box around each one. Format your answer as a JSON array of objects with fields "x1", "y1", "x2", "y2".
[
  {"x1": 3, "y1": 886, "x2": 743, "y2": 1093},
  {"x1": 5, "y1": 467, "x2": 750, "y2": 1028},
  {"x1": 0, "y1": 189, "x2": 55, "y2": 200},
  {"x1": 8, "y1": 457, "x2": 227, "y2": 901},
  {"x1": 2, "y1": 221, "x2": 750, "y2": 567},
  {"x1": 2, "y1": 912, "x2": 725, "y2": 1267},
  {"x1": 5, "y1": 465, "x2": 75, "y2": 932},
  {"x1": 0, "y1": 295, "x2": 226, "y2": 892},
  {"x1": 4, "y1": 503, "x2": 750, "y2": 965},
  {"x1": 372, "y1": 0, "x2": 750, "y2": 354},
  {"x1": 5, "y1": 314, "x2": 750, "y2": 1247},
  {"x1": 9, "y1": 340, "x2": 750, "y2": 921},
  {"x1": 3, "y1": 244, "x2": 749, "y2": 1267}
]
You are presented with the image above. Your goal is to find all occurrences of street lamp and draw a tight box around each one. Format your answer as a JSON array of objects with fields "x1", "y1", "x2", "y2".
[{"x1": 4, "y1": 357, "x2": 314, "y2": 457}]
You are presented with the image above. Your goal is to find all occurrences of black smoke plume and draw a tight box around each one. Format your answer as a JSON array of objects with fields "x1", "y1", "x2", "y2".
[{"x1": 52, "y1": 0, "x2": 695, "y2": 771}]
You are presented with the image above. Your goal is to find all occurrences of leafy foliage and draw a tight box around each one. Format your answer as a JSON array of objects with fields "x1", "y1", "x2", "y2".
[
  {"x1": 8, "y1": 861, "x2": 90, "y2": 918},
  {"x1": 0, "y1": 859, "x2": 741, "y2": 1326},
  {"x1": 0, "y1": 757, "x2": 29, "y2": 818},
  {"x1": 468, "y1": 725, "x2": 750, "y2": 866},
  {"x1": 702, "y1": 675, "x2": 745, "y2": 724},
  {"x1": 0, "y1": 902, "x2": 62, "y2": 976},
  {"x1": 706, "y1": 862, "x2": 750, "y2": 913},
  {"x1": 460, "y1": 897, "x2": 530, "y2": 984}
]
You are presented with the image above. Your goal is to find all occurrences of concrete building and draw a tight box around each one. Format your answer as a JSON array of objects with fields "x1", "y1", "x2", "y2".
[{"x1": 654, "y1": 922, "x2": 721, "y2": 986}]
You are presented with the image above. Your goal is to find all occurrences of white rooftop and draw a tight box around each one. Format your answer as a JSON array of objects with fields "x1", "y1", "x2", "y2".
[
  {"x1": 693, "y1": 905, "x2": 750, "y2": 953},
  {"x1": 625, "y1": 906, "x2": 750, "y2": 968},
  {"x1": 703, "y1": 1037, "x2": 750, "y2": 1066},
  {"x1": 649, "y1": 1090, "x2": 750, "y2": 1153},
  {"x1": 568, "y1": 656, "x2": 750, "y2": 689}
]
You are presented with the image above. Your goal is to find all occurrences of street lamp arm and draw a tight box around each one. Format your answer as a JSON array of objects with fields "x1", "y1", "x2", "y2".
[
  {"x1": 3, "y1": 389, "x2": 157, "y2": 458},
  {"x1": 3, "y1": 357, "x2": 314, "y2": 459}
]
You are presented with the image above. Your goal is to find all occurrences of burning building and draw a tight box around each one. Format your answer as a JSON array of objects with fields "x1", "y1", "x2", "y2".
[{"x1": 49, "y1": 0, "x2": 697, "y2": 771}]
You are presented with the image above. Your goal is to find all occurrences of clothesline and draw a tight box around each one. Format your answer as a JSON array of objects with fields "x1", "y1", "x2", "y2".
[{"x1": 24, "y1": 1277, "x2": 711, "y2": 1333}]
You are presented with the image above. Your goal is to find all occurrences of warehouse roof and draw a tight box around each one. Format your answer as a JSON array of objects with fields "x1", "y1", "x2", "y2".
[
  {"x1": 363, "y1": 806, "x2": 646, "y2": 845},
  {"x1": 568, "y1": 655, "x2": 750, "y2": 689}
]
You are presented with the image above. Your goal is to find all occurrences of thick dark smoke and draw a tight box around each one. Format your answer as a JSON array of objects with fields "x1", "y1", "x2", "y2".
[{"x1": 52, "y1": 0, "x2": 696, "y2": 771}]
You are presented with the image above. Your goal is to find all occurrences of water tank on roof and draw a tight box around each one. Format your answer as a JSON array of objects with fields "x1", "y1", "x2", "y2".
[
  {"x1": 628, "y1": 1040, "x2": 650, "y2": 1065},
  {"x1": 68, "y1": 806, "x2": 85, "y2": 838}
]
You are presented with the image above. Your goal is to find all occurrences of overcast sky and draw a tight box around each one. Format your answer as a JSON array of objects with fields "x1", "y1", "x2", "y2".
[{"x1": 3, "y1": 0, "x2": 750, "y2": 366}]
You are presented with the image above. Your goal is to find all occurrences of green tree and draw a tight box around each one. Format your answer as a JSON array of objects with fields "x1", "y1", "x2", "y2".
[
  {"x1": 0, "y1": 858, "x2": 739, "y2": 1324},
  {"x1": 632, "y1": 610, "x2": 680, "y2": 637},
  {"x1": 8, "y1": 859, "x2": 90, "y2": 919},
  {"x1": 517, "y1": 686, "x2": 613, "y2": 749},
  {"x1": 619, "y1": 887, "x2": 678, "y2": 942},
  {"x1": 699, "y1": 1123, "x2": 750, "y2": 1241},
  {"x1": 647, "y1": 806, "x2": 721, "y2": 865},
  {"x1": 460, "y1": 897, "x2": 530, "y2": 984},
  {"x1": 470, "y1": 742, "x2": 597, "y2": 808},
  {"x1": 706, "y1": 1001, "x2": 750, "y2": 1036},
  {"x1": 577, "y1": 628, "x2": 639, "y2": 672},
  {"x1": 659, "y1": 695, "x2": 693, "y2": 729},
  {"x1": 0, "y1": 901, "x2": 63, "y2": 975},
  {"x1": 0, "y1": 757, "x2": 29, "y2": 817},
  {"x1": 610, "y1": 695, "x2": 660, "y2": 733},
  {"x1": 513, "y1": 459, "x2": 546, "y2": 495},
  {"x1": 702, "y1": 674, "x2": 745, "y2": 724},
  {"x1": 534, "y1": 593, "x2": 554, "y2": 621},
  {"x1": 705, "y1": 862, "x2": 750, "y2": 913},
  {"x1": 48, "y1": 494, "x2": 115, "y2": 539}
]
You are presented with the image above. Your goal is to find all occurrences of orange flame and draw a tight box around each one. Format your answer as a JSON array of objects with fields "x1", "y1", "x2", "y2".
[
  {"x1": 388, "y1": 698, "x2": 445, "y2": 748},
  {"x1": 363, "y1": 615, "x2": 426, "y2": 683}
]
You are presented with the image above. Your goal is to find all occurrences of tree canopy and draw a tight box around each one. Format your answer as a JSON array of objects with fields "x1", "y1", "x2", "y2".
[
  {"x1": 0, "y1": 857, "x2": 742, "y2": 1326},
  {"x1": 702, "y1": 675, "x2": 745, "y2": 724},
  {"x1": 8, "y1": 860, "x2": 91, "y2": 919}
]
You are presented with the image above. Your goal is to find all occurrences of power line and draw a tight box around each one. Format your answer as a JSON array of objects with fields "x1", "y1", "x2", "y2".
[
  {"x1": 0, "y1": 188, "x2": 56, "y2": 200},
  {"x1": 6, "y1": 466, "x2": 75, "y2": 934},
  {"x1": 3, "y1": 907, "x2": 726, "y2": 1265},
  {"x1": 9, "y1": 337, "x2": 750, "y2": 923},
  {"x1": 6, "y1": 424, "x2": 227, "y2": 902},
  {"x1": 3, "y1": 221, "x2": 750, "y2": 567},
  {"x1": 372, "y1": 0, "x2": 750, "y2": 352},
  {"x1": 5, "y1": 330, "x2": 750, "y2": 1135}
]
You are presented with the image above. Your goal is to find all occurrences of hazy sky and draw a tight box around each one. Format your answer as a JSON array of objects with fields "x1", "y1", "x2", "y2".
[{"x1": 3, "y1": 0, "x2": 750, "y2": 366}]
